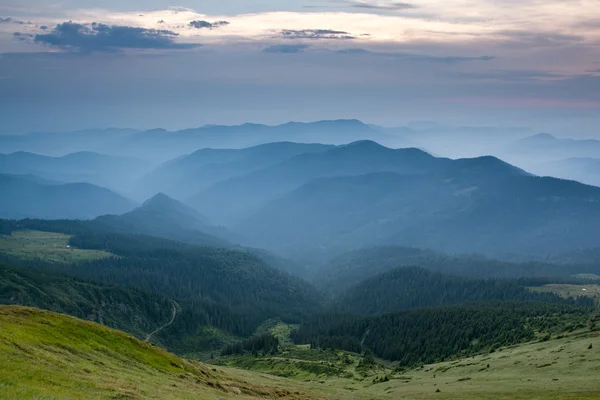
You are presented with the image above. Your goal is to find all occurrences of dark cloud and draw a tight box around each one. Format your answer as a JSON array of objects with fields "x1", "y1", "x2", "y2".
[
  {"x1": 280, "y1": 29, "x2": 355, "y2": 40},
  {"x1": 263, "y1": 44, "x2": 310, "y2": 53},
  {"x1": 189, "y1": 20, "x2": 230, "y2": 29},
  {"x1": 337, "y1": 48, "x2": 493, "y2": 62},
  {"x1": 33, "y1": 22, "x2": 199, "y2": 53},
  {"x1": 1, "y1": 17, "x2": 27, "y2": 24},
  {"x1": 13, "y1": 32, "x2": 34, "y2": 42}
]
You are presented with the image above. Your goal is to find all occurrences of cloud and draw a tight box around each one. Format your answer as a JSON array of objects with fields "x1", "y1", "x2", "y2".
[
  {"x1": 337, "y1": 48, "x2": 493, "y2": 63},
  {"x1": 189, "y1": 20, "x2": 230, "y2": 29},
  {"x1": 34, "y1": 22, "x2": 199, "y2": 53},
  {"x1": 263, "y1": 44, "x2": 310, "y2": 53},
  {"x1": 342, "y1": 1, "x2": 416, "y2": 11},
  {"x1": 280, "y1": 29, "x2": 355, "y2": 40},
  {"x1": 496, "y1": 30, "x2": 585, "y2": 47},
  {"x1": 13, "y1": 32, "x2": 33, "y2": 42},
  {"x1": 0, "y1": 17, "x2": 12, "y2": 23},
  {"x1": 453, "y1": 69, "x2": 566, "y2": 82}
]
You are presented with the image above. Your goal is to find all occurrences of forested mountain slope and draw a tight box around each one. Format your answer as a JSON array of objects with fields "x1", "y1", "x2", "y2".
[
  {"x1": 318, "y1": 246, "x2": 600, "y2": 292},
  {"x1": 0, "y1": 263, "x2": 173, "y2": 339},
  {"x1": 332, "y1": 266, "x2": 592, "y2": 315}
]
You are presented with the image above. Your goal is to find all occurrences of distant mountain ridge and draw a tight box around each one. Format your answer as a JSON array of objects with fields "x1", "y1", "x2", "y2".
[
  {"x1": 0, "y1": 173, "x2": 135, "y2": 220},
  {"x1": 0, "y1": 120, "x2": 401, "y2": 161},
  {"x1": 186, "y1": 141, "x2": 600, "y2": 259},
  {"x1": 0, "y1": 150, "x2": 153, "y2": 195},
  {"x1": 136, "y1": 142, "x2": 334, "y2": 199}
]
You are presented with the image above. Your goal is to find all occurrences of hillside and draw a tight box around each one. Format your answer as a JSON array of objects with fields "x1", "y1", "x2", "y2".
[
  {"x1": 332, "y1": 267, "x2": 590, "y2": 315},
  {"x1": 292, "y1": 302, "x2": 593, "y2": 365},
  {"x1": 0, "y1": 263, "x2": 173, "y2": 339},
  {"x1": 318, "y1": 246, "x2": 600, "y2": 293},
  {"x1": 3, "y1": 305, "x2": 598, "y2": 400},
  {"x1": 92, "y1": 193, "x2": 231, "y2": 248},
  {"x1": 0, "y1": 306, "x2": 323, "y2": 400},
  {"x1": 136, "y1": 142, "x2": 333, "y2": 199},
  {"x1": 191, "y1": 141, "x2": 452, "y2": 224},
  {"x1": 0, "y1": 220, "x2": 322, "y2": 354},
  {"x1": 232, "y1": 166, "x2": 600, "y2": 259},
  {"x1": 0, "y1": 173, "x2": 136, "y2": 220}
]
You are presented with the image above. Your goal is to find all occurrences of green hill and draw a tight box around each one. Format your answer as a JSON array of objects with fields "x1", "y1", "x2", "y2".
[{"x1": 0, "y1": 306, "x2": 321, "y2": 400}]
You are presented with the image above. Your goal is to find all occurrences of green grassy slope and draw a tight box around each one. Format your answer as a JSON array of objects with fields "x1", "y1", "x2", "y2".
[
  {"x1": 216, "y1": 329, "x2": 600, "y2": 400},
  {"x1": 1, "y1": 306, "x2": 599, "y2": 400},
  {"x1": 0, "y1": 306, "x2": 321, "y2": 400}
]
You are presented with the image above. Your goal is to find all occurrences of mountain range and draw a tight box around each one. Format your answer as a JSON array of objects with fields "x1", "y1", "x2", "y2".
[
  {"x1": 0, "y1": 151, "x2": 152, "y2": 195},
  {"x1": 0, "y1": 173, "x2": 135, "y2": 220}
]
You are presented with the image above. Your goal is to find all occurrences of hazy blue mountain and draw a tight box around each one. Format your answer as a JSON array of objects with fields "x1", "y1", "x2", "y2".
[
  {"x1": 0, "y1": 120, "x2": 399, "y2": 162},
  {"x1": 0, "y1": 129, "x2": 140, "y2": 158},
  {"x1": 0, "y1": 151, "x2": 153, "y2": 195},
  {"x1": 0, "y1": 173, "x2": 135, "y2": 220},
  {"x1": 377, "y1": 125, "x2": 534, "y2": 159},
  {"x1": 93, "y1": 193, "x2": 230, "y2": 248},
  {"x1": 505, "y1": 134, "x2": 600, "y2": 163},
  {"x1": 90, "y1": 194, "x2": 307, "y2": 276},
  {"x1": 526, "y1": 158, "x2": 600, "y2": 188},
  {"x1": 190, "y1": 141, "x2": 451, "y2": 224},
  {"x1": 136, "y1": 142, "x2": 333, "y2": 199},
  {"x1": 229, "y1": 151, "x2": 600, "y2": 258}
]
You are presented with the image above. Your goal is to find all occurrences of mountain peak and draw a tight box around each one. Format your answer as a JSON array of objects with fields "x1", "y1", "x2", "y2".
[
  {"x1": 142, "y1": 192, "x2": 174, "y2": 207},
  {"x1": 132, "y1": 193, "x2": 210, "y2": 228},
  {"x1": 343, "y1": 139, "x2": 385, "y2": 148},
  {"x1": 525, "y1": 133, "x2": 556, "y2": 141}
]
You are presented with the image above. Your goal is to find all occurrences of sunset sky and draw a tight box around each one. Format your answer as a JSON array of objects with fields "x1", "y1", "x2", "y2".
[{"x1": 1, "y1": 0, "x2": 599, "y2": 134}]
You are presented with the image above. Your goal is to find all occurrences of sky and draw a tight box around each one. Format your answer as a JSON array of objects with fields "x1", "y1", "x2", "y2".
[{"x1": 0, "y1": 0, "x2": 599, "y2": 135}]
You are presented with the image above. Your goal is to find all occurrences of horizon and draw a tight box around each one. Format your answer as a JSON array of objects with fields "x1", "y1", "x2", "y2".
[
  {"x1": 1, "y1": 0, "x2": 599, "y2": 136},
  {"x1": 0, "y1": 118, "x2": 592, "y2": 141}
]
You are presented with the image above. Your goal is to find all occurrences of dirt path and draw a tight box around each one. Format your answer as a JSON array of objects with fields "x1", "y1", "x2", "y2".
[{"x1": 145, "y1": 301, "x2": 177, "y2": 343}]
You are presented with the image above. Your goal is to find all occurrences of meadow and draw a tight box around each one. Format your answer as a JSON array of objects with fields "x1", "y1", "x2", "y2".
[{"x1": 0, "y1": 230, "x2": 114, "y2": 263}]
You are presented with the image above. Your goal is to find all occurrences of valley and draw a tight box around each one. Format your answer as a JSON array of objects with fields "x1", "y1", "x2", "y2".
[{"x1": 1, "y1": 120, "x2": 600, "y2": 399}]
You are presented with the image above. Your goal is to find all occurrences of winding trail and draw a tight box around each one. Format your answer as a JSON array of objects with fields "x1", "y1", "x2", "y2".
[{"x1": 145, "y1": 301, "x2": 177, "y2": 343}]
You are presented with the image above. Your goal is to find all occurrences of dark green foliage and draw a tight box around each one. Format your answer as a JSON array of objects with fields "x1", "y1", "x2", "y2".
[
  {"x1": 292, "y1": 302, "x2": 591, "y2": 366},
  {"x1": 0, "y1": 219, "x2": 321, "y2": 353},
  {"x1": 221, "y1": 334, "x2": 279, "y2": 356},
  {"x1": 334, "y1": 267, "x2": 595, "y2": 315},
  {"x1": 319, "y1": 246, "x2": 600, "y2": 293},
  {"x1": 0, "y1": 263, "x2": 172, "y2": 339}
]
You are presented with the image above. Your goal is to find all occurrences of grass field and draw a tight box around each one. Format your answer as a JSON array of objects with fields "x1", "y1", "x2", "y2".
[
  {"x1": 0, "y1": 306, "x2": 324, "y2": 400},
  {"x1": 0, "y1": 230, "x2": 114, "y2": 263},
  {"x1": 1, "y1": 305, "x2": 599, "y2": 399},
  {"x1": 529, "y1": 284, "x2": 600, "y2": 300}
]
